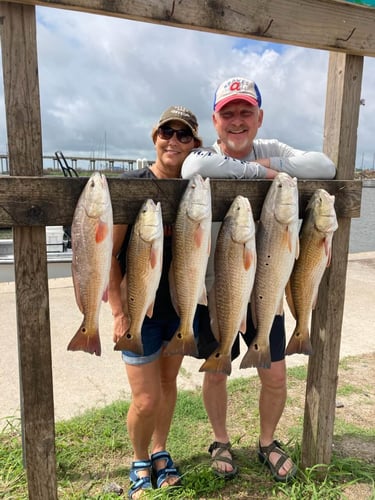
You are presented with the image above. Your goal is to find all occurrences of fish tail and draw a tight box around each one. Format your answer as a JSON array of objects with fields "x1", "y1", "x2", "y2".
[
  {"x1": 67, "y1": 324, "x2": 101, "y2": 356},
  {"x1": 199, "y1": 351, "x2": 232, "y2": 375},
  {"x1": 114, "y1": 331, "x2": 144, "y2": 355},
  {"x1": 240, "y1": 343, "x2": 271, "y2": 369},
  {"x1": 163, "y1": 326, "x2": 198, "y2": 357},
  {"x1": 285, "y1": 329, "x2": 313, "y2": 356}
]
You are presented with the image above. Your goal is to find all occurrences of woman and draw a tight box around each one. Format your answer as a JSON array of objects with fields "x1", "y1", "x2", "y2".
[{"x1": 108, "y1": 105, "x2": 202, "y2": 499}]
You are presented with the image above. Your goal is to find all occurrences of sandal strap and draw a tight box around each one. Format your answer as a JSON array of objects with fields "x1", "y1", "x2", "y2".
[
  {"x1": 151, "y1": 450, "x2": 180, "y2": 488},
  {"x1": 128, "y1": 460, "x2": 152, "y2": 498},
  {"x1": 208, "y1": 441, "x2": 232, "y2": 454},
  {"x1": 258, "y1": 440, "x2": 296, "y2": 482},
  {"x1": 259, "y1": 439, "x2": 285, "y2": 458}
]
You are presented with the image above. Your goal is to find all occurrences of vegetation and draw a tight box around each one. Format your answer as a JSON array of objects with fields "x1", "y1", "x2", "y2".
[{"x1": 1, "y1": 355, "x2": 374, "y2": 499}]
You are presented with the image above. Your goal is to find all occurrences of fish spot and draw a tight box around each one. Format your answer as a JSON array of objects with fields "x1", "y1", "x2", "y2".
[
  {"x1": 253, "y1": 343, "x2": 259, "y2": 351},
  {"x1": 296, "y1": 332, "x2": 301, "y2": 338},
  {"x1": 177, "y1": 333, "x2": 183, "y2": 340},
  {"x1": 214, "y1": 353, "x2": 221, "y2": 359},
  {"x1": 126, "y1": 333, "x2": 132, "y2": 340},
  {"x1": 82, "y1": 328, "x2": 87, "y2": 333}
]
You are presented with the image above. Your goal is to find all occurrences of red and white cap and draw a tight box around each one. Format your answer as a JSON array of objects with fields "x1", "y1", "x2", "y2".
[{"x1": 213, "y1": 77, "x2": 262, "y2": 111}]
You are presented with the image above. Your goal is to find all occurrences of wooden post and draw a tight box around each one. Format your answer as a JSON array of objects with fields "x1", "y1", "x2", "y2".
[
  {"x1": 0, "y1": 4, "x2": 57, "y2": 498},
  {"x1": 301, "y1": 53, "x2": 363, "y2": 468}
]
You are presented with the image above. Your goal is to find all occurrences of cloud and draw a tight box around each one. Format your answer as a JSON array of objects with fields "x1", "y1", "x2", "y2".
[{"x1": 0, "y1": 7, "x2": 374, "y2": 169}]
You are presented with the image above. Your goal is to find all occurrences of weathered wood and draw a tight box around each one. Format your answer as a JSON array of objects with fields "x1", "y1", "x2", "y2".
[
  {"x1": 0, "y1": 4, "x2": 57, "y2": 499},
  {"x1": 1, "y1": 0, "x2": 375, "y2": 56},
  {"x1": 0, "y1": 177, "x2": 362, "y2": 226},
  {"x1": 302, "y1": 53, "x2": 364, "y2": 468}
]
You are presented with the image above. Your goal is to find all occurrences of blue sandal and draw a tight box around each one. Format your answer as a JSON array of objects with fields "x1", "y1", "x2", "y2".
[
  {"x1": 128, "y1": 459, "x2": 152, "y2": 498},
  {"x1": 151, "y1": 450, "x2": 181, "y2": 488}
]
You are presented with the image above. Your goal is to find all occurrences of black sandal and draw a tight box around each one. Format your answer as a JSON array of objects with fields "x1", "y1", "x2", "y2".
[
  {"x1": 258, "y1": 440, "x2": 297, "y2": 482},
  {"x1": 208, "y1": 441, "x2": 238, "y2": 479}
]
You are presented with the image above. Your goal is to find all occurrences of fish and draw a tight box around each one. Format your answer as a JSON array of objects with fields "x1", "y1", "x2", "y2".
[
  {"x1": 240, "y1": 172, "x2": 300, "y2": 369},
  {"x1": 67, "y1": 172, "x2": 113, "y2": 356},
  {"x1": 285, "y1": 188, "x2": 338, "y2": 356},
  {"x1": 164, "y1": 174, "x2": 212, "y2": 356},
  {"x1": 114, "y1": 199, "x2": 163, "y2": 354},
  {"x1": 199, "y1": 195, "x2": 257, "y2": 375}
]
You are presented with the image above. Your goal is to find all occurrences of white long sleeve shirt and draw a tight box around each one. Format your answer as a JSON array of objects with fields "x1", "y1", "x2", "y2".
[{"x1": 181, "y1": 139, "x2": 336, "y2": 180}]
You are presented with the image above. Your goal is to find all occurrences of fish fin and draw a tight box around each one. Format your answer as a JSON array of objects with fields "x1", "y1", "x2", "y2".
[
  {"x1": 72, "y1": 266, "x2": 84, "y2": 313},
  {"x1": 239, "y1": 311, "x2": 247, "y2": 334},
  {"x1": 240, "y1": 341, "x2": 271, "y2": 369},
  {"x1": 285, "y1": 328, "x2": 313, "y2": 356},
  {"x1": 243, "y1": 245, "x2": 253, "y2": 271},
  {"x1": 95, "y1": 219, "x2": 109, "y2": 243},
  {"x1": 325, "y1": 237, "x2": 332, "y2": 266},
  {"x1": 163, "y1": 326, "x2": 198, "y2": 357},
  {"x1": 285, "y1": 226, "x2": 292, "y2": 252},
  {"x1": 67, "y1": 323, "x2": 101, "y2": 356},
  {"x1": 198, "y1": 285, "x2": 208, "y2": 306},
  {"x1": 150, "y1": 243, "x2": 161, "y2": 269},
  {"x1": 285, "y1": 280, "x2": 297, "y2": 319},
  {"x1": 120, "y1": 275, "x2": 130, "y2": 315},
  {"x1": 276, "y1": 297, "x2": 284, "y2": 316},
  {"x1": 208, "y1": 288, "x2": 220, "y2": 342},
  {"x1": 194, "y1": 223, "x2": 204, "y2": 247},
  {"x1": 199, "y1": 351, "x2": 232, "y2": 375},
  {"x1": 250, "y1": 299, "x2": 257, "y2": 329},
  {"x1": 295, "y1": 236, "x2": 300, "y2": 260},
  {"x1": 146, "y1": 301, "x2": 155, "y2": 318},
  {"x1": 114, "y1": 330, "x2": 144, "y2": 355},
  {"x1": 102, "y1": 285, "x2": 109, "y2": 303},
  {"x1": 168, "y1": 266, "x2": 180, "y2": 315}
]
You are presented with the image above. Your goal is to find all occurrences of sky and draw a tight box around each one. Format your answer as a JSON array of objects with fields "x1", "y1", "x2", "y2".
[{"x1": 0, "y1": 7, "x2": 374, "y2": 169}]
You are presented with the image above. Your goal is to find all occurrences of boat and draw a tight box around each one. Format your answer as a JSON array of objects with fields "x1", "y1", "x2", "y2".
[{"x1": 0, "y1": 226, "x2": 73, "y2": 282}]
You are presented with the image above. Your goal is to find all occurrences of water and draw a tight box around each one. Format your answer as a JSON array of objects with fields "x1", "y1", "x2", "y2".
[{"x1": 349, "y1": 187, "x2": 375, "y2": 253}]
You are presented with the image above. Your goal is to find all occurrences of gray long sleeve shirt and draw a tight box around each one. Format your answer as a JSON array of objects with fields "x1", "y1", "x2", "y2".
[{"x1": 181, "y1": 139, "x2": 336, "y2": 180}]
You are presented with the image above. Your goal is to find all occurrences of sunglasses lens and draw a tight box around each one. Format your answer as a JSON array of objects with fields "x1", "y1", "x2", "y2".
[{"x1": 158, "y1": 126, "x2": 194, "y2": 144}]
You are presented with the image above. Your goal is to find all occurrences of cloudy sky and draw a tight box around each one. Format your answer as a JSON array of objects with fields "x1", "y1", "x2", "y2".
[{"x1": 1, "y1": 7, "x2": 374, "y2": 169}]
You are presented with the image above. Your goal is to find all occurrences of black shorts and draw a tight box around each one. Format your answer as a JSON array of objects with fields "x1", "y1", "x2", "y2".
[{"x1": 196, "y1": 304, "x2": 286, "y2": 362}]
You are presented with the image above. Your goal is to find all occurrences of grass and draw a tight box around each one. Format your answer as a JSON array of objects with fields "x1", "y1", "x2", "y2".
[{"x1": 0, "y1": 360, "x2": 374, "y2": 499}]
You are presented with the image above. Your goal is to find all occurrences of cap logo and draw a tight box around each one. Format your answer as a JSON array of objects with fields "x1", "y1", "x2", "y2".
[{"x1": 230, "y1": 81, "x2": 241, "y2": 91}]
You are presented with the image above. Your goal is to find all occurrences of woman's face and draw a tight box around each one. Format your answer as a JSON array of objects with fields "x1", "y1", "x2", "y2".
[{"x1": 154, "y1": 120, "x2": 198, "y2": 176}]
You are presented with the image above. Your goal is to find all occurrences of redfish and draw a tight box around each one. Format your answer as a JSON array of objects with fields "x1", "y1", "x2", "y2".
[
  {"x1": 240, "y1": 172, "x2": 300, "y2": 369},
  {"x1": 68, "y1": 172, "x2": 113, "y2": 356},
  {"x1": 114, "y1": 199, "x2": 163, "y2": 354},
  {"x1": 285, "y1": 189, "x2": 338, "y2": 355},
  {"x1": 199, "y1": 195, "x2": 256, "y2": 375},
  {"x1": 164, "y1": 174, "x2": 211, "y2": 356}
]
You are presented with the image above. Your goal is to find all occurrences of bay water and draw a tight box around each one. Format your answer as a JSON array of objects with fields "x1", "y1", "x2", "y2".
[{"x1": 349, "y1": 187, "x2": 375, "y2": 253}]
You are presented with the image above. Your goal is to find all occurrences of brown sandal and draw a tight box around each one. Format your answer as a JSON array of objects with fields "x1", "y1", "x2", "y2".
[
  {"x1": 208, "y1": 441, "x2": 238, "y2": 479},
  {"x1": 258, "y1": 440, "x2": 297, "y2": 482}
]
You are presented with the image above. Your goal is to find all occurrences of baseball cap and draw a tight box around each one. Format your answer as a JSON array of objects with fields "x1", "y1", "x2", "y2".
[
  {"x1": 158, "y1": 106, "x2": 199, "y2": 135},
  {"x1": 213, "y1": 77, "x2": 262, "y2": 111}
]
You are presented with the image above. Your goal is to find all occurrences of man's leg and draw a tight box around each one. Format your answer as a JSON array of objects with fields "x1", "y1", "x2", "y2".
[
  {"x1": 203, "y1": 371, "x2": 236, "y2": 475},
  {"x1": 258, "y1": 359, "x2": 295, "y2": 477}
]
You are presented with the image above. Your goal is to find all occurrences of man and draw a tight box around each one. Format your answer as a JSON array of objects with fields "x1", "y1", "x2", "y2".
[{"x1": 181, "y1": 77, "x2": 336, "y2": 482}]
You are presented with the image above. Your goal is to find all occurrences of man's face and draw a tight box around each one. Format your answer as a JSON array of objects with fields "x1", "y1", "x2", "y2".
[{"x1": 213, "y1": 100, "x2": 263, "y2": 158}]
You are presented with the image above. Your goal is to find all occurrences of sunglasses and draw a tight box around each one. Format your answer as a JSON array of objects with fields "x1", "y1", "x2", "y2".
[{"x1": 157, "y1": 126, "x2": 194, "y2": 144}]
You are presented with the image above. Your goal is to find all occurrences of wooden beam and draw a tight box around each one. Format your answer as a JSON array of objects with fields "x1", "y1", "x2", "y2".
[
  {"x1": 301, "y1": 53, "x2": 364, "y2": 468},
  {"x1": 0, "y1": 5, "x2": 57, "y2": 499},
  {"x1": 1, "y1": 0, "x2": 375, "y2": 56},
  {"x1": 0, "y1": 177, "x2": 362, "y2": 226}
]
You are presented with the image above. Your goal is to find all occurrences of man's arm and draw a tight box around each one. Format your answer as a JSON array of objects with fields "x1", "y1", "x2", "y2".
[{"x1": 181, "y1": 147, "x2": 277, "y2": 179}]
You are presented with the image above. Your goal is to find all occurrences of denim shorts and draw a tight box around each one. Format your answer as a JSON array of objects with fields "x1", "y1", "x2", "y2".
[
  {"x1": 122, "y1": 313, "x2": 200, "y2": 366},
  {"x1": 196, "y1": 305, "x2": 286, "y2": 362}
]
